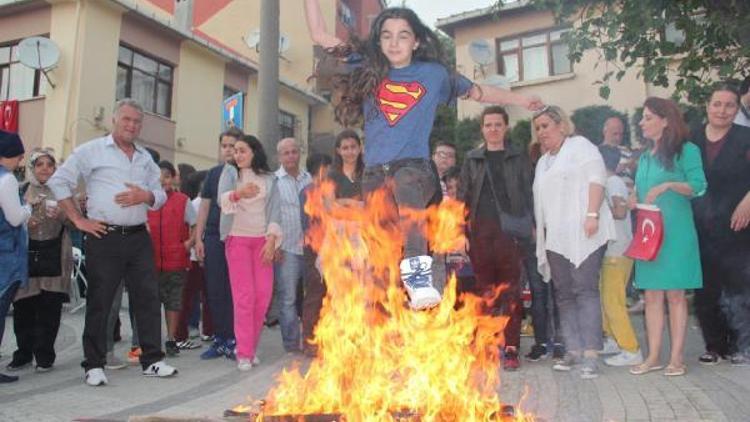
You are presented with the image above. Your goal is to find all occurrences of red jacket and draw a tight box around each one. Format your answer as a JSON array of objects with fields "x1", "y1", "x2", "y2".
[{"x1": 148, "y1": 190, "x2": 190, "y2": 272}]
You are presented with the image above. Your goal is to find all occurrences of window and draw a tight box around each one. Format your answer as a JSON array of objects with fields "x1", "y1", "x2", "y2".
[
  {"x1": 0, "y1": 42, "x2": 47, "y2": 101},
  {"x1": 497, "y1": 28, "x2": 572, "y2": 83},
  {"x1": 116, "y1": 45, "x2": 173, "y2": 117},
  {"x1": 279, "y1": 110, "x2": 296, "y2": 139}
]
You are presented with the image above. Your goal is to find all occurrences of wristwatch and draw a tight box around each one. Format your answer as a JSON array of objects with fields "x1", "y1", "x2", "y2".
[{"x1": 586, "y1": 212, "x2": 599, "y2": 219}]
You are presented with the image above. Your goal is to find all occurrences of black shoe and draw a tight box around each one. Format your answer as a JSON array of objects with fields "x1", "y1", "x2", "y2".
[
  {"x1": 552, "y1": 343, "x2": 566, "y2": 362},
  {"x1": 6, "y1": 360, "x2": 32, "y2": 372},
  {"x1": 525, "y1": 344, "x2": 549, "y2": 362},
  {"x1": 165, "y1": 340, "x2": 180, "y2": 357},
  {"x1": 264, "y1": 319, "x2": 279, "y2": 328},
  {"x1": 0, "y1": 373, "x2": 19, "y2": 383},
  {"x1": 698, "y1": 351, "x2": 724, "y2": 365}
]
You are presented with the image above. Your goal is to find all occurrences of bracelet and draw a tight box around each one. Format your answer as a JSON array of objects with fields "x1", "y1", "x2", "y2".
[{"x1": 586, "y1": 212, "x2": 599, "y2": 219}]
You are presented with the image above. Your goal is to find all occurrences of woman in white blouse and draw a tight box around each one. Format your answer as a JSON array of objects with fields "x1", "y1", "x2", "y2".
[{"x1": 532, "y1": 106, "x2": 616, "y2": 379}]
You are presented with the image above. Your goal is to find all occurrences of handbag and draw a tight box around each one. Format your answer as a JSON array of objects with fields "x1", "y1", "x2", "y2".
[
  {"x1": 624, "y1": 204, "x2": 664, "y2": 261},
  {"x1": 28, "y1": 228, "x2": 64, "y2": 277},
  {"x1": 484, "y1": 162, "x2": 533, "y2": 239}
]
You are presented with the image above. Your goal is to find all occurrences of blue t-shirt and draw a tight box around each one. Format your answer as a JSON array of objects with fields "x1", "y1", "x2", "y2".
[
  {"x1": 200, "y1": 164, "x2": 224, "y2": 237},
  {"x1": 362, "y1": 61, "x2": 473, "y2": 166}
]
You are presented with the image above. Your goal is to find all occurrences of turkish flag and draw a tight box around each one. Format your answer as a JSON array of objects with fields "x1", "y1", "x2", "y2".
[
  {"x1": 625, "y1": 204, "x2": 664, "y2": 261},
  {"x1": 0, "y1": 100, "x2": 19, "y2": 133}
]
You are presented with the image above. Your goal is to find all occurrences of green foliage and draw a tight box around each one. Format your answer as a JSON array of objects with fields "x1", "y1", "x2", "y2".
[
  {"x1": 454, "y1": 116, "x2": 481, "y2": 162},
  {"x1": 523, "y1": 0, "x2": 750, "y2": 105},
  {"x1": 510, "y1": 119, "x2": 532, "y2": 149},
  {"x1": 570, "y1": 105, "x2": 630, "y2": 146}
]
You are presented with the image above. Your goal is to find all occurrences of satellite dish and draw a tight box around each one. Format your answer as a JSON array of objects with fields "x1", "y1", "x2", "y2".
[
  {"x1": 243, "y1": 29, "x2": 292, "y2": 57},
  {"x1": 17, "y1": 36, "x2": 59, "y2": 88},
  {"x1": 468, "y1": 39, "x2": 493, "y2": 66}
]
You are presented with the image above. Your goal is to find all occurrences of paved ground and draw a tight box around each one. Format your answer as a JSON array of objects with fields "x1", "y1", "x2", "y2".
[{"x1": 1, "y1": 301, "x2": 749, "y2": 422}]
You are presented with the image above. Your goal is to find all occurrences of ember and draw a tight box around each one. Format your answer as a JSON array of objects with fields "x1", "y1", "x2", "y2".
[{"x1": 241, "y1": 182, "x2": 533, "y2": 421}]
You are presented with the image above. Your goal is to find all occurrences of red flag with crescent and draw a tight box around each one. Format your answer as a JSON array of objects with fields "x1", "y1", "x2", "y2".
[
  {"x1": 625, "y1": 204, "x2": 664, "y2": 261},
  {"x1": 376, "y1": 79, "x2": 426, "y2": 126},
  {"x1": 0, "y1": 100, "x2": 19, "y2": 133}
]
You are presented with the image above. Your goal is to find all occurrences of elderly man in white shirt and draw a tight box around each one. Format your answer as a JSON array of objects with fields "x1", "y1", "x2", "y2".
[{"x1": 48, "y1": 99, "x2": 177, "y2": 386}]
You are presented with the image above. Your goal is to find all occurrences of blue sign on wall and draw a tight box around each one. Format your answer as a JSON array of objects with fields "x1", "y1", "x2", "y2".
[{"x1": 223, "y1": 92, "x2": 244, "y2": 130}]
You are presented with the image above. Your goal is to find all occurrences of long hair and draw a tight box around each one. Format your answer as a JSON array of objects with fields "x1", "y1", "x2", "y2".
[
  {"x1": 643, "y1": 97, "x2": 688, "y2": 171},
  {"x1": 332, "y1": 129, "x2": 364, "y2": 178},
  {"x1": 326, "y1": 7, "x2": 449, "y2": 127},
  {"x1": 233, "y1": 134, "x2": 271, "y2": 175}
]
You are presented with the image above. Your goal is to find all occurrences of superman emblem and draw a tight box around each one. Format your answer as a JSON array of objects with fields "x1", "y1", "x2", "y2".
[{"x1": 376, "y1": 79, "x2": 426, "y2": 126}]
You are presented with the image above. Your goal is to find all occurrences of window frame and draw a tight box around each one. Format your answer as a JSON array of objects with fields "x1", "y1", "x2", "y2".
[
  {"x1": 0, "y1": 41, "x2": 46, "y2": 101},
  {"x1": 116, "y1": 44, "x2": 174, "y2": 118},
  {"x1": 278, "y1": 110, "x2": 296, "y2": 139},
  {"x1": 496, "y1": 26, "x2": 572, "y2": 83}
]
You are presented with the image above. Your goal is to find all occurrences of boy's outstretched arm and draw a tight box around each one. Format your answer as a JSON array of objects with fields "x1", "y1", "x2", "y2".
[
  {"x1": 468, "y1": 84, "x2": 544, "y2": 111},
  {"x1": 305, "y1": 0, "x2": 345, "y2": 49}
]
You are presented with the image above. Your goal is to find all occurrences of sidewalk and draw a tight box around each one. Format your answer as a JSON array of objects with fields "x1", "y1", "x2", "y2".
[{"x1": 1, "y1": 307, "x2": 749, "y2": 421}]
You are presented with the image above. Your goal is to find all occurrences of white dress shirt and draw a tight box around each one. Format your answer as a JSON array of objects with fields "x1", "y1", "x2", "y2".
[{"x1": 48, "y1": 134, "x2": 166, "y2": 226}]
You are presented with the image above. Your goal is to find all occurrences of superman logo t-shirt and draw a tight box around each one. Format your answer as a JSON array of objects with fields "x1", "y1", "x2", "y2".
[{"x1": 362, "y1": 61, "x2": 473, "y2": 166}]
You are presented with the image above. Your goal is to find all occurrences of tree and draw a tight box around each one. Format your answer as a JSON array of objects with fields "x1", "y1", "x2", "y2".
[
  {"x1": 570, "y1": 105, "x2": 630, "y2": 146},
  {"x1": 520, "y1": 0, "x2": 750, "y2": 104}
]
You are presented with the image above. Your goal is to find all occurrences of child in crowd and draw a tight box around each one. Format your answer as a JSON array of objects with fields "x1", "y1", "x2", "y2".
[
  {"x1": 147, "y1": 161, "x2": 196, "y2": 357},
  {"x1": 304, "y1": 0, "x2": 542, "y2": 309}
]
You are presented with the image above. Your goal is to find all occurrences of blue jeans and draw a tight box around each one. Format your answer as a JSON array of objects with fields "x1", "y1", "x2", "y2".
[
  {"x1": 274, "y1": 251, "x2": 303, "y2": 352},
  {"x1": 0, "y1": 281, "x2": 21, "y2": 348}
]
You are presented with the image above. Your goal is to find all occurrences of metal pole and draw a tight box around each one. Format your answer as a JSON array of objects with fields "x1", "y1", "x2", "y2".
[{"x1": 258, "y1": 0, "x2": 281, "y2": 167}]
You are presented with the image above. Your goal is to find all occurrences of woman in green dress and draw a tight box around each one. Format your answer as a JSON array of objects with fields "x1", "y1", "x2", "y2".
[{"x1": 629, "y1": 97, "x2": 707, "y2": 377}]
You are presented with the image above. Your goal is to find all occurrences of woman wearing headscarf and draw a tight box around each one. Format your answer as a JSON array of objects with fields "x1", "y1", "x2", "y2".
[
  {"x1": 0, "y1": 130, "x2": 30, "y2": 383},
  {"x1": 6, "y1": 148, "x2": 73, "y2": 373}
]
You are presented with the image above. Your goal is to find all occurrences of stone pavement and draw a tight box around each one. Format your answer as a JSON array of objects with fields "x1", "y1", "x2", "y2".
[{"x1": 1, "y1": 304, "x2": 749, "y2": 422}]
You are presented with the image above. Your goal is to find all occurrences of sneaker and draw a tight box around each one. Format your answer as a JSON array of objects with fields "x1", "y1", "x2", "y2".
[
  {"x1": 580, "y1": 357, "x2": 599, "y2": 379},
  {"x1": 165, "y1": 340, "x2": 180, "y2": 357},
  {"x1": 105, "y1": 352, "x2": 128, "y2": 370},
  {"x1": 85, "y1": 368, "x2": 108, "y2": 386},
  {"x1": 599, "y1": 337, "x2": 620, "y2": 355},
  {"x1": 552, "y1": 343, "x2": 566, "y2": 362},
  {"x1": 552, "y1": 352, "x2": 580, "y2": 371},
  {"x1": 176, "y1": 339, "x2": 201, "y2": 350},
  {"x1": 5, "y1": 359, "x2": 32, "y2": 371},
  {"x1": 200, "y1": 338, "x2": 226, "y2": 360},
  {"x1": 142, "y1": 361, "x2": 178, "y2": 377},
  {"x1": 252, "y1": 356, "x2": 260, "y2": 366},
  {"x1": 628, "y1": 299, "x2": 645, "y2": 313},
  {"x1": 604, "y1": 349, "x2": 644, "y2": 367},
  {"x1": 730, "y1": 352, "x2": 750, "y2": 367},
  {"x1": 0, "y1": 373, "x2": 19, "y2": 383},
  {"x1": 698, "y1": 351, "x2": 724, "y2": 366},
  {"x1": 503, "y1": 348, "x2": 521, "y2": 371},
  {"x1": 35, "y1": 365, "x2": 54, "y2": 373},
  {"x1": 224, "y1": 338, "x2": 237, "y2": 360},
  {"x1": 525, "y1": 344, "x2": 549, "y2": 362},
  {"x1": 237, "y1": 358, "x2": 253, "y2": 371},
  {"x1": 127, "y1": 347, "x2": 142, "y2": 364},
  {"x1": 400, "y1": 256, "x2": 441, "y2": 310},
  {"x1": 200, "y1": 334, "x2": 215, "y2": 342}
]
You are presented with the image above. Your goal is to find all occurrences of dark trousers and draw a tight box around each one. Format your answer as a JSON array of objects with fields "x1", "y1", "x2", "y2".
[
  {"x1": 362, "y1": 159, "x2": 437, "y2": 258},
  {"x1": 12, "y1": 291, "x2": 66, "y2": 367},
  {"x1": 466, "y1": 228, "x2": 522, "y2": 349},
  {"x1": 83, "y1": 230, "x2": 164, "y2": 370},
  {"x1": 202, "y1": 234, "x2": 234, "y2": 340},
  {"x1": 0, "y1": 281, "x2": 21, "y2": 349},
  {"x1": 176, "y1": 261, "x2": 214, "y2": 341},
  {"x1": 520, "y1": 239, "x2": 561, "y2": 346},
  {"x1": 695, "y1": 253, "x2": 734, "y2": 356},
  {"x1": 302, "y1": 246, "x2": 326, "y2": 350}
]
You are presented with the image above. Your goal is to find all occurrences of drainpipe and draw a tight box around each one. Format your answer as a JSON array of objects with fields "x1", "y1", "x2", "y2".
[{"x1": 61, "y1": 0, "x2": 84, "y2": 157}]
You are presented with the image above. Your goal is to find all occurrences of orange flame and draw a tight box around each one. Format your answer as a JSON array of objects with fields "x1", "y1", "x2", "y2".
[{"x1": 252, "y1": 181, "x2": 532, "y2": 421}]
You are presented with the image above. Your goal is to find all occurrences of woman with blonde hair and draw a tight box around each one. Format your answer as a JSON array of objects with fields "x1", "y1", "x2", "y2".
[{"x1": 532, "y1": 106, "x2": 617, "y2": 379}]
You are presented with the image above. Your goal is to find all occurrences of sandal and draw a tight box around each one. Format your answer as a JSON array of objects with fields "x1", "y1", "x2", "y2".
[
  {"x1": 664, "y1": 364, "x2": 686, "y2": 376},
  {"x1": 629, "y1": 362, "x2": 664, "y2": 375}
]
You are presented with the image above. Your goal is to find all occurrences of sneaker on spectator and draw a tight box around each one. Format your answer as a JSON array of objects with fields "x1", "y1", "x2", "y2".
[
  {"x1": 580, "y1": 357, "x2": 599, "y2": 379},
  {"x1": 200, "y1": 334, "x2": 214, "y2": 342},
  {"x1": 698, "y1": 351, "x2": 724, "y2": 366},
  {"x1": 105, "y1": 352, "x2": 128, "y2": 370},
  {"x1": 176, "y1": 339, "x2": 201, "y2": 350},
  {"x1": 525, "y1": 344, "x2": 549, "y2": 362},
  {"x1": 552, "y1": 352, "x2": 580, "y2": 371},
  {"x1": 503, "y1": 348, "x2": 521, "y2": 371},
  {"x1": 252, "y1": 356, "x2": 260, "y2": 366},
  {"x1": 0, "y1": 373, "x2": 18, "y2": 383},
  {"x1": 35, "y1": 364, "x2": 54, "y2": 373},
  {"x1": 165, "y1": 340, "x2": 180, "y2": 357},
  {"x1": 552, "y1": 343, "x2": 566, "y2": 362},
  {"x1": 400, "y1": 255, "x2": 441, "y2": 310},
  {"x1": 200, "y1": 338, "x2": 226, "y2": 360},
  {"x1": 142, "y1": 361, "x2": 178, "y2": 377},
  {"x1": 127, "y1": 347, "x2": 142, "y2": 364},
  {"x1": 237, "y1": 358, "x2": 253, "y2": 371},
  {"x1": 605, "y1": 349, "x2": 644, "y2": 367},
  {"x1": 5, "y1": 359, "x2": 32, "y2": 371},
  {"x1": 628, "y1": 298, "x2": 645, "y2": 313},
  {"x1": 85, "y1": 368, "x2": 108, "y2": 386},
  {"x1": 730, "y1": 352, "x2": 750, "y2": 367},
  {"x1": 224, "y1": 338, "x2": 237, "y2": 360},
  {"x1": 599, "y1": 337, "x2": 620, "y2": 355}
]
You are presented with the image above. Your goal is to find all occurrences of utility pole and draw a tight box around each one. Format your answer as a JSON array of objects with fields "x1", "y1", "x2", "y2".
[{"x1": 258, "y1": 0, "x2": 280, "y2": 166}]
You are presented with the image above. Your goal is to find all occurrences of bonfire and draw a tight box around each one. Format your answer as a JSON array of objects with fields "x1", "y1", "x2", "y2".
[{"x1": 236, "y1": 181, "x2": 532, "y2": 421}]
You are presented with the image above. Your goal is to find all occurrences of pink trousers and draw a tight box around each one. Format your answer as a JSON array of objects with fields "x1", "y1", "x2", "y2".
[{"x1": 225, "y1": 235, "x2": 274, "y2": 360}]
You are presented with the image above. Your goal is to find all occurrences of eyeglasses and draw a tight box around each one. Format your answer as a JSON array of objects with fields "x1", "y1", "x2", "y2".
[{"x1": 532, "y1": 105, "x2": 563, "y2": 122}]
